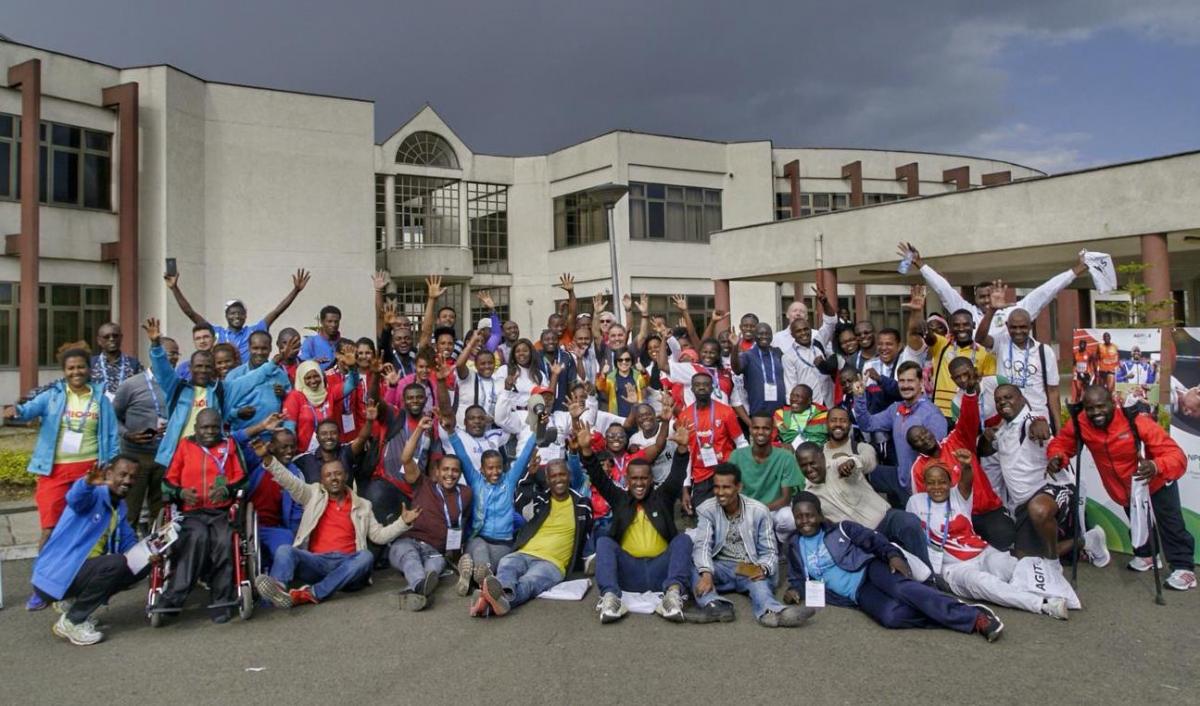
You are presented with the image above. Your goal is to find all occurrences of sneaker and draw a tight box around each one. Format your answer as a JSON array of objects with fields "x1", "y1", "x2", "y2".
[
  {"x1": 971, "y1": 604, "x2": 1004, "y2": 643},
  {"x1": 421, "y1": 570, "x2": 439, "y2": 597},
  {"x1": 597, "y1": 592, "x2": 627, "y2": 624},
  {"x1": 468, "y1": 590, "x2": 490, "y2": 617},
  {"x1": 52, "y1": 599, "x2": 73, "y2": 615},
  {"x1": 1083, "y1": 526, "x2": 1111, "y2": 568},
  {"x1": 289, "y1": 585, "x2": 318, "y2": 606},
  {"x1": 455, "y1": 554, "x2": 474, "y2": 597},
  {"x1": 52, "y1": 614, "x2": 104, "y2": 646},
  {"x1": 472, "y1": 563, "x2": 490, "y2": 587},
  {"x1": 682, "y1": 600, "x2": 735, "y2": 624},
  {"x1": 404, "y1": 593, "x2": 429, "y2": 611},
  {"x1": 480, "y1": 574, "x2": 510, "y2": 617},
  {"x1": 255, "y1": 575, "x2": 293, "y2": 609},
  {"x1": 758, "y1": 609, "x2": 782, "y2": 627},
  {"x1": 654, "y1": 585, "x2": 685, "y2": 623},
  {"x1": 583, "y1": 553, "x2": 596, "y2": 577},
  {"x1": 26, "y1": 593, "x2": 48, "y2": 611},
  {"x1": 1040, "y1": 597, "x2": 1069, "y2": 620},
  {"x1": 777, "y1": 605, "x2": 816, "y2": 627},
  {"x1": 1127, "y1": 555, "x2": 1162, "y2": 572},
  {"x1": 1165, "y1": 569, "x2": 1197, "y2": 591}
]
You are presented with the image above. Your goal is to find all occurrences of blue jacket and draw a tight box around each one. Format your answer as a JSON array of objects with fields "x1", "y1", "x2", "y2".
[
  {"x1": 234, "y1": 431, "x2": 304, "y2": 532},
  {"x1": 32, "y1": 478, "x2": 137, "y2": 598},
  {"x1": 452, "y1": 432, "x2": 537, "y2": 542},
  {"x1": 785, "y1": 520, "x2": 900, "y2": 607},
  {"x1": 853, "y1": 395, "x2": 946, "y2": 489},
  {"x1": 150, "y1": 343, "x2": 282, "y2": 466},
  {"x1": 226, "y1": 361, "x2": 293, "y2": 434},
  {"x1": 15, "y1": 381, "x2": 119, "y2": 476}
]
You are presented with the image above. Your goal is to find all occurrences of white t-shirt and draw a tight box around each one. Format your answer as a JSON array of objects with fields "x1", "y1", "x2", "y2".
[
  {"x1": 905, "y1": 487, "x2": 987, "y2": 563},
  {"x1": 493, "y1": 365, "x2": 536, "y2": 409},
  {"x1": 990, "y1": 330, "x2": 1058, "y2": 417},
  {"x1": 455, "y1": 370, "x2": 502, "y2": 425},
  {"x1": 441, "y1": 428, "x2": 509, "y2": 477},
  {"x1": 629, "y1": 423, "x2": 677, "y2": 486},
  {"x1": 992, "y1": 408, "x2": 1072, "y2": 509}
]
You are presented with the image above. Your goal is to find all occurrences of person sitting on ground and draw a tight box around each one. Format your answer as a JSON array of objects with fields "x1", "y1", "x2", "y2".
[
  {"x1": 907, "y1": 453, "x2": 1073, "y2": 620},
  {"x1": 730, "y1": 415, "x2": 805, "y2": 532},
  {"x1": 159, "y1": 408, "x2": 249, "y2": 623},
  {"x1": 784, "y1": 492, "x2": 1003, "y2": 641},
  {"x1": 688, "y1": 464, "x2": 811, "y2": 627},
  {"x1": 1046, "y1": 385, "x2": 1194, "y2": 591},
  {"x1": 32, "y1": 457, "x2": 148, "y2": 646},
  {"x1": 473, "y1": 457, "x2": 593, "y2": 618},
  {"x1": 254, "y1": 451, "x2": 421, "y2": 609},
  {"x1": 388, "y1": 417, "x2": 473, "y2": 612},
  {"x1": 773, "y1": 384, "x2": 829, "y2": 448},
  {"x1": 440, "y1": 404, "x2": 510, "y2": 476},
  {"x1": 4, "y1": 347, "x2": 120, "y2": 611},
  {"x1": 575, "y1": 419, "x2": 694, "y2": 623},
  {"x1": 627, "y1": 401, "x2": 678, "y2": 486}
]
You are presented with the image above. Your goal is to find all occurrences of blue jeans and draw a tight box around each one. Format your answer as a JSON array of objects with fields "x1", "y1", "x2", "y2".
[
  {"x1": 495, "y1": 552, "x2": 563, "y2": 608},
  {"x1": 692, "y1": 559, "x2": 783, "y2": 619},
  {"x1": 258, "y1": 527, "x2": 296, "y2": 572},
  {"x1": 270, "y1": 546, "x2": 373, "y2": 602},
  {"x1": 867, "y1": 464, "x2": 910, "y2": 509},
  {"x1": 583, "y1": 516, "x2": 612, "y2": 557},
  {"x1": 595, "y1": 534, "x2": 693, "y2": 596},
  {"x1": 877, "y1": 509, "x2": 931, "y2": 568},
  {"x1": 388, "y1": 538, "x2": 447, "y2": 589}
]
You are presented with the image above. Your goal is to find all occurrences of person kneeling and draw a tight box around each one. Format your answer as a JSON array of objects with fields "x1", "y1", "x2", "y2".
[
  {"x1": 786, "y1": 492, "x2": 1004, "y2": 641},
  {"x1": 255, "y1": 451, "x2": 419, "y2": 609},
  {"x1": 33, "y1": 457, "x2": 148, "y2": 645},
  {"x1": 689, "y1": 464, "x2": 812, "y2": 628},
  {"x1": 577, "y1": 420, "x2": 693, "y2": 623},
  {"x1": 474, "y1": 459, "x2": 592, "y2": 617}
]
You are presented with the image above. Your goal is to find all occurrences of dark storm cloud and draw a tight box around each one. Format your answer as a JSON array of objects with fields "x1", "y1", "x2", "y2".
[{"x1": 4, "y1": 0, "x2": 1197, "y2": 160}]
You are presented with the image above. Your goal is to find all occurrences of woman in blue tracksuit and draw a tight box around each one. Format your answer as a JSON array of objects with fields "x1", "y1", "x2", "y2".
[{"x1": 784, "y1": 491, "x2": 1004, "y2": 642}]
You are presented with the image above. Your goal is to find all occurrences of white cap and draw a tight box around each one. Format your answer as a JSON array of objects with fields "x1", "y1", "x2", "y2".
[{"x1": 477, "y1": 318, "x2": 492, "y2": 330}]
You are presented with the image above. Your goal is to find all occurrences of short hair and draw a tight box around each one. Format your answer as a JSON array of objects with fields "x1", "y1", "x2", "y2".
[
  {"x1": 439, "y1": 454, "x2": 462, "y2": 470},
  {"x1": 994, "y1": 383, "x2": 1022, "y2": 398},
  {"x1": 712, "y1": 462, "x2": 741, "y2": 484},
  {"x1": 480, "y1": 449, "x2": 503, "y2": 466},
  {"x1": 335, "y1": 338, "x2": 357, "y2": 354},
  {"x1": 877, "y1": 327, "x2": 901, "y2": 342},
  {"x1": 319, "y1": 305, "x2": 342, "y2": 320},
  {"x1": 750, "y1": 414, "x2": 775, "y2": 424},
  {"x1": 974, "y1": 280, "x2": 993, "y2": 291},
  {"x1": 159, "y1": 336, "x2": 177, "y2": 348},
  {"x1": 271, "y1": 428, "x2": 297, "y2": 442},
  {"x1": 791, "y1": 490, "x2": 822, "y2": 512},
  {"x1": 107, "y1": 453, "x2": 141, "y2": 470},
  {"x1": 212, "y1": 343, "x2": 239, "y2": 362},
  {"x1": 827, "y1": 405, "x2": 851, "y2": 420},
  {"x1": 403, "y1": 382, "x2": 427, "y2": 397},
  {"x1": 191, "y1": 349, "x2": 214, "y2": 364},
  {"x1": 948, "y1": 356, "x2": 975, "y2": 373},
  {"x1": 690, "y1": 371, "x2": 713, "y2": 385},
  {"x1": 193, "y1": 322, "x2": 215, "y2": 335},
  {"x1": 794, "y1": 441, "x2": 821, "y2": 457},
  {"x1": 434, "y1": 326, "x2": 457, "y2": 342},
  {"x1": 248, "y1": 330, "x2": 272, "y2": 346},
  {"x1": 355, "y1": 336, "x2": 376, "y2": 352},
  {"x1": 949, "y1": 308, "x2": 975, "y2": 322},
  {"x1": 59, "y1": 347, "x2": 90, "y2": 369},
  {"x1": 791, "y1": 384, "x2": 813, "y2": 397},
  {"x1": 740, "y1": 313, "x2": 760, "y2": 324},
  {"x1": 897, "y1": 360, "x2": 922, "y2": 379},
  {"x1": 437, "y1": 306, "x2": 456, "y2": 318},
  {"x1": 628, "y1": 458, "x2": 653, "y2": 475},
  {"x1": 276, "y1": 327, "x2": 300, "y2": 344},
  {"x1": 316, "y1": 418, "x2": 341, "y2": 432}
]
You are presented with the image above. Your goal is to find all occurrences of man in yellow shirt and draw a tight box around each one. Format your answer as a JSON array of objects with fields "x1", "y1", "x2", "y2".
[
  {"x1": 922, "y1": 309, "x2": 996, "y2": 420},
  {"x1": 476, "y1": 458, "x2": 592, "y2": 617}
]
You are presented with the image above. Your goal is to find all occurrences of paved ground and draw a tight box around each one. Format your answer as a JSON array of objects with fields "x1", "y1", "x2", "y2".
[{"x1": 0, "y1": 557, "x2": 1194, "y2": 705}]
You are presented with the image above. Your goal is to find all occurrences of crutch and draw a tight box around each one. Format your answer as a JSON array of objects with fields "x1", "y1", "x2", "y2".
[{"x1": 1148, "y1": 506, "x2": 1166, "y2": 606}]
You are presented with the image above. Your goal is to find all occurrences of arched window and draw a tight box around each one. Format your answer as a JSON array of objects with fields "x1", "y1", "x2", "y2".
[{"x1": 395, "y1": 131, "x2": 460, "y2": 169}]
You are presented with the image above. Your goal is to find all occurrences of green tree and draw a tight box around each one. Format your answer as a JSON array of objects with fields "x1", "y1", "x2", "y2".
[{"x1": 1093, "y1": 262, "x2": 1178, "y2": 328}]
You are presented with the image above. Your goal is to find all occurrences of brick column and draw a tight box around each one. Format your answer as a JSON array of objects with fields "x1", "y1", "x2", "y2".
[
  {"x1": 943, "y1": 166, "x2": 970, "y2": 191},
  {"x1": 854, "y1": 284, "x2": 867, "y2": 322},
  {"x1": 7, "y1": 60, "x2": 41, "y2": 393},
  {"x1": 816, "y1": 269, "x2": 838, "y2": 326},
  {"x1": 895, "y1": 162, "x2": 919, "y2": 198},
  {"x1": 1055, "y1": 289, "x2": 1081, "y2": 365},
  {"x1": 1141, "y1": 233, "x2": 1173, "y2": 407},
  {"x1": 841, "y1": 161, "x2": 863, "y2": 207},
  {"x1": 784, "y1": 160, "x2": 800, "y2": 217},
  {"x1": 714, "y1": 279, "x2": 730, "y2": 318},
  {"x1": 100, "y1": 83, "x2": 140, "y2": 356}
]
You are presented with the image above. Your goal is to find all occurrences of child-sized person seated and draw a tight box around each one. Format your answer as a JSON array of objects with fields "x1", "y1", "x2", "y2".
[{"x1": 159, "y1": 408, "x2": 249, "y2": 623}]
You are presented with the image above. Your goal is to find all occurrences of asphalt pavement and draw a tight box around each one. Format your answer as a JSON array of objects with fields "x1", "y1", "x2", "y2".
[{"x1": 0, "y1": 557, "x2": 1194, "y2": 705}]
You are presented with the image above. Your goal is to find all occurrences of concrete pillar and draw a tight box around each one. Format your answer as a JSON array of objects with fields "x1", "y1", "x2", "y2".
[
  {"x1": 1055, "y1": 289, "x2": 1081, "y2": 366},
  {"x1": 817, "y1": 269, "x2": 838, "y2": 326},
  {"x1": 982, "y1": 171, "x2": 1012, "y2": 186},
  {"x1": 7, "y1": 60, "x2": 41, "y2": 393},
  {"x1": 841, "y1": 161, "x2": 863, "y2": 207},
  {"x1": 854, "y1": 284, "x2": 867, "y2": 322},
  {"x1": 943, "y1": 166, "x2": 970, "y2": 191},
  {"x1": 784, "y1": 160, "x2": 800, "y2": 217},
  {"x1": 714, "y1": 279, "x2": 731, "y2": 317},
  {"x1": 895, "y1": 162, "x2": 919, "y2": 198},
  {"x1": 100, "y1": 83, "x2": 139, "y2": 356},
  {"x1": 1141, "y1": 233, "x2": 1173, "y2": 406},
  {"x1": 384, "y1": 174, "x2": 396, "y2": 250}
]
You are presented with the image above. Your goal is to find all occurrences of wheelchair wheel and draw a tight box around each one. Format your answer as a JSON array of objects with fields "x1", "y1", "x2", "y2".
[
  {"x1": 238, "y1": 581, "x2": 255, "y2": 621},
  {"x1": 244, "y1": 503, "x2": 261, "y2": 581},
  {"x1": 148, "y1": 588, "x2": 165, "y2": 628}
]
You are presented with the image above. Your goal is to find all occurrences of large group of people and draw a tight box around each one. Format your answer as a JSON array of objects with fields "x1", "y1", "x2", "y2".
[{"x1": 5, "y1": 242, "x2": 1196, "y2": 648}]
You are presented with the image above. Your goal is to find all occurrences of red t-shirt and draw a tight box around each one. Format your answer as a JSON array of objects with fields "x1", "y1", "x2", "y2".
[
  {"x1": 249, "y1": 472, "x2": 283, "y2": 527},
  {"x1": 590, "y1": 450, "x2": 646, "y2": 517},
  {"x1": 308, "y1": 494, "x2": 356, "y2": 554},
  {"x1": 678, "y1": 401, "x2": 743, "y2": 483}
]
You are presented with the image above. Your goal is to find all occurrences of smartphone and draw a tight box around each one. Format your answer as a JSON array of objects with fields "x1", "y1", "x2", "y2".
[{"x1": 165, "y1": 257, "x2": 177, "y2": 277}]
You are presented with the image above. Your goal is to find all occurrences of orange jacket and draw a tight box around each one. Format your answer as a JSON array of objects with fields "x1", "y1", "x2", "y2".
[{"x1": 1046, "y1": 411, "x2": 1185, "y2": 507}]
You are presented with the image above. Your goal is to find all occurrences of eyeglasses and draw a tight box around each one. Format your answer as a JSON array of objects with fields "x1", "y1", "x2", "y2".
[
  {"x1": 99, "y1": 333, "x2": 121, "y2": 339},
  {"x1": 617, "y1": 357, "x2": 633, "y2": 363}
]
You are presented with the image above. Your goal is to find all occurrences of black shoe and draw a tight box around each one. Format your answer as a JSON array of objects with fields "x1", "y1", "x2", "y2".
[
  {"x1": 683, "y1": 600, "x2": 735, "y2": 624},
  {"x1": 970, "y1": 604, "x2": 1004, "y2": 643}
]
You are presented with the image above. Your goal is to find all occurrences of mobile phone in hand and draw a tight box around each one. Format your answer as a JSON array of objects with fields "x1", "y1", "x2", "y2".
[{"x1": 165, "y1": 257, "x2": 177, "y2": 277}]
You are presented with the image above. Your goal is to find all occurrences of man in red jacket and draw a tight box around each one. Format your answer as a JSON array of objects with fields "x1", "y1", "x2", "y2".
[
  {"x1": 1047, "y1": 386, "x2": 1195, "y2": 591},
  {"x1": 161, "y1": 408, "x2": 249, "y2": 621}
]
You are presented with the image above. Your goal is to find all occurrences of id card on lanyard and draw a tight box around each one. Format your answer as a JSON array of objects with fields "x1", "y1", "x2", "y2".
[
  {"x1": 694, "y1": 403, "x2": 719, "y2": 467},
  {"x1": 757, "y1": 348, "x2": 778, "y2": 401},
  {"x1": 435, "y1": 484, "x2": 464, "y2": 551},
  {"x1": 926, "y1": 494, "x2": 951, "y2": 574},
  {"x1": 341, "y1": 376, "x2": 358, "y2": 433}
]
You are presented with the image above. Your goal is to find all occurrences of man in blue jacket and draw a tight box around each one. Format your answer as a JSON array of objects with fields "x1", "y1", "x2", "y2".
[
  {"x1": 32, "y1": 456, "x2": 147, "y2": 646},
  {"x1": 226, "y1": 330, "x2": 293, "y2": 438}
]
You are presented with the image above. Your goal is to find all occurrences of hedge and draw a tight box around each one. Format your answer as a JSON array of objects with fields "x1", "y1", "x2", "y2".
[{"x1": 0, "y1": 449, "x2": 34, "y2": 487}]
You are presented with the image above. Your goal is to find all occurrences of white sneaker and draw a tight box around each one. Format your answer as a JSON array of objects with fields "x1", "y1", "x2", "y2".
[
  {"x1": 1040, "y1": 597, "x2": 1069, "y2": 620},
  {"x1": 1127, "y1": 555, "x2": 1162, "y2": 572},
  {"x1": 584, "y1": 553, "x2": 597, "y2": 577},
  {"x1": 1165, "y1": 569, "x2": 1196, "y2": 591},
  {"x1": 655, "y1": 586, "x2": 685, "y2": 623},
  {"x1": 52, "y1": 613, "x2": 104, "y2": 646},
  {"x1": 1083, "y1": 526, "x2": 1110, "y2": 568},
  {"x1": 597, "y1": 591, "x2": 627, "y2": 624}
]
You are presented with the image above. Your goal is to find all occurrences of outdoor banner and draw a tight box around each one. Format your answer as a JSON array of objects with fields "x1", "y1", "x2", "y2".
[{"x1": 1072, "y1": 328, "x2": 1200, "y2": 561}]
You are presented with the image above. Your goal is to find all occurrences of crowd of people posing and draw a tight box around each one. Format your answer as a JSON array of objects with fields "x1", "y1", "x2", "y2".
[{"x1": 5, "y1": 241, "x2": 1196, "y2": 648}]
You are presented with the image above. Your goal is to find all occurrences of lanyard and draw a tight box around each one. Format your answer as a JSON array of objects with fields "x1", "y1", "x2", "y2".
[
  {"x1": 306, "y1": 399, "x2": 330, "y2": 423},
  {"x1": 926, "y1": 494, "x2": 951, "y2": 550},
  {"x1": 434, "y1": 484, "x2": 464, "y2": 529},
  {"x1": 610, "y1": 453, "x2": 631, "y2": 487},
  {"x1": 393, "y1": 351, "x2": 413, "y2": 376},
  {"x1": 539, "y1": 349, "x2": 564, "y2": 376},
  {"x1": 793, "y1": 344, "x2": 819, "y2": 369},
  {"x1": 692, "y1": 403, "x2": 716, "y2": 445},
  {"x1": 144, "y1": 372, "x2": 162, "y2": 419},
  {"x1": 756, "y1": 347, "x2": 777, "y2": 384},
  {"x1": 954, "y1": 343, "x2": 978, "y2": 365},
  {"x1": 200, "y1": 441, "x2": 231, "y2": 476},
  {"x1": 63, "y1": 391, "x2": 98, "y2": 433},
  {"x1": 1008, "y1": 338, "x2": 1030, "y2": 388},
  {"x1": 474, "y1": 374, "x2": 496, "y2": 411}
]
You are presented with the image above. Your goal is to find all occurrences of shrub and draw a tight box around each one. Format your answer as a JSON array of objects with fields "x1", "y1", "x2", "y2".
[{"x1": 0, "y1": 449, "x2": 33, "y2": 487}]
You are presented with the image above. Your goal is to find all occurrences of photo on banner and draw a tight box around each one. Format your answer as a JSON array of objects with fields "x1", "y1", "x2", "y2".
[{"x1": 1165, "y1": 328, "x2": 1200, "y2": 561}]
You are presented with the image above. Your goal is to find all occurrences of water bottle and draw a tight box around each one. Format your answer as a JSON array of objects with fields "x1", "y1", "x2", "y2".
[{"x1": 897, "y1": 253, "x2": 913, "y2": 275}]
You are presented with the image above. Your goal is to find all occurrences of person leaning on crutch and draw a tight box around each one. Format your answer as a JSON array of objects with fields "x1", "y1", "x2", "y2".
[{"x1": 1046, "y1": 385, "x2": 1195, "y2": 592}]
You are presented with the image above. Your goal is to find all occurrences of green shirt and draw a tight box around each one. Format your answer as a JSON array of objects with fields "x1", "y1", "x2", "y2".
[{"x1": 728, "y1": 446, "x2": 804, "y2": 506}]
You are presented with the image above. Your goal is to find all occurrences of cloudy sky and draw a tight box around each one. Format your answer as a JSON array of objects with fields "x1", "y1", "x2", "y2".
[{"x1": 7, "y1": 1, "x2": 1198, "y2": 172}]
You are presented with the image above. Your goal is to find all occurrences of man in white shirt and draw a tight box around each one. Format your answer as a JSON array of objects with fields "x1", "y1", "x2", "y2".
[
  {"x1": 780, "y1": 316, "x2": 836, "y2": 408},
  {"x1": 454, "y1": 338, "x2": 502, "y2": 427},
  {"x1": 771, "y1": 299, "x2": 810, "y2": 350},
  {"x1": 628, "y1": 402, "x2": 677, "y2": 486},
  {"x1": 975, "y1": 290, "x2": 1061, "y2": 422},
  {"x1": 441, "y1": 405, "x2": 510, "y2": 473}
]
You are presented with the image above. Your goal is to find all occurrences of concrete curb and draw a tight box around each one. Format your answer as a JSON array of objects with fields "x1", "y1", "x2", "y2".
[{"x1": 0, "y1": 544, "x2": 37, "y2": 560}]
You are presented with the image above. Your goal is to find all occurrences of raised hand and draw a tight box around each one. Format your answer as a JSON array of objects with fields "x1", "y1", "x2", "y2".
[
  {"x1": 292, "y1": 268, "x2": 311, "y2": 291},
  {"x1": 364, "y1": 400, "x2": 379, "y2": 422},
  {"x1": 163, "y1": 272, "x2": 179, "y2": 290},
  {"x1": 568, "y1": 399, "x2": 586, "y2": 420},
  {"x1": 575, "y1": 420, "x2": 594, "y2": 456},
  {"x1": 382, "y1": 300, "x2": 400, "y2": 327},
  {"x1": 903, "y1": 284, "x2": 927, "y2": 311},
  {"x1": 710, "y1": 309, "x2": 729, "y2": 325},
  {"x1": 476, "y1": 289, "x2": 496, "y2": 310},
  {"x1": 142, "y1": 317, "x2": 162, "y2": 344},
  {"x1": 85, "y1": 463, "x2": 106, "y2": 486},
  {"x1": 416, "y1": 415, "x2": 435, "y2": 434},
  {"x1": 811, "y1": 283, "x2": 828, "y2": 303},
  {"x1": 549, "y1": 359, "x2": 564, "y2": 379},
  {"x1": 275, "y1": 334, "x2": 301, "y2": 363},
  {"x1": 671, "y1": 420, "x2": 691, "y2": 447},
  {"x1": 896, "y1": 241, "x2": 923, "y2": 269},
  {"x1": 671, "y1": 294, "x2": 688, "y2": 312},
  {"x1": 951, "y1": 447, "x2": 973, "y2": 468},
  {"x1": 636, "y1": 293, "x2": 649, "y2": 317},
  {"x1": 371, "y1": 270, "x2": 390, "y2": 292},
  {"x1": 425, "y1": 274, "x2": 446, "y2": 300},
  {"x1": 557, "y1": 273, "x2": 575, "y2": 292},
  {"x1": 382, "y1": 362, "x2": 399, "y2": 386},
  {"x1": 623, "y1": 382, "x2": 640, "y2": 405},
  {"x1": 250, "y1": 438, "x2": 271, "y2": 461},
  {"x1": 260, "y1": 412, "x2": 285, "y2": 432},
  {"x1": 592, "y1": 291, "x2": 608, "y2": 314},
  {"x1": 622, "y1": 293, "x2": 633, "y2": 312},
  {"x1": 659, "y1": 394, "x2": 675, "y2": 421},
  {"x1": 988, "y1": 279, "x2": 1007, "y2": 309}
]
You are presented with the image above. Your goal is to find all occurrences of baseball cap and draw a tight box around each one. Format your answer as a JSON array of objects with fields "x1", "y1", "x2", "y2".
[
  {"x1": 530, "y1": 385, "x2": 554, "y2": 397},
  {"x1": 224, "y1": 299, "x2": 244, "y2": 311}
]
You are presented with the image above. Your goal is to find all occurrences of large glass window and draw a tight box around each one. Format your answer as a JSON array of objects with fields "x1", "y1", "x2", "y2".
[
  {"x1": 0, "y1": 282, "x2": 111, "y2": 367},
  {"x1": 375, "y1": 174, "x2": 387, "y2": 251},
  {"x1": 467, "y1": 183, "x2": 508, "y2": 273},
  {"x1": 394, "y1": 131, "x2": 460, "y2": 169},
  {"x1": 563, "y1": 294, "x2": 714, "y2": 337},
  {"x1": 867, "y1": 295, "x2": 906, "y2": 332},
  {"x1": 0, "y1": 114, "x2": 112, "y2": 209},
  {"x1": 629, "y1": 182, "x2": 721, "y2": 242},
  {"x1": 393, "y1": 176, "x2": 460, "y2": 248},
  {"x1": 553, "y1": 190, "x2": 607, "y2": 249},
  {"x1": 774, "y1": 192, "x2": 793, "y2": 221},
  {"x1": 470, "y1": 287, "x2": 510, "y2": 326},
  {"x1": 864, "y1": 193, "x2": 903, "y2": 205},
  {"x1": 384, "y1": 281, "x2": 465, "y2": 339}
]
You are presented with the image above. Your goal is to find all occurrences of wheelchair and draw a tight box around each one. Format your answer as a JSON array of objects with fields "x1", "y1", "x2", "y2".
[{"x1": 145, "y1": 490, "x2": 261, "y2": 626}]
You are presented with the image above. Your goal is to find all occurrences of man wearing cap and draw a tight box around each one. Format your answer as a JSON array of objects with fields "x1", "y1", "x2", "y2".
[{"x1": 165, "y1": 268, "x2": 310, "y2": 360}]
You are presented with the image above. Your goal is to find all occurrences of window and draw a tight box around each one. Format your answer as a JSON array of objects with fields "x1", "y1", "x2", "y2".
[
  {"x1": 628, "y1": 182, "x2": 721, "y2": 242},
  {"x1": 393, "y1": 176, "x2": 459, "y2": 248},
  {"x1": 0, "y1": 283, "x2": 112, "y2": 367},
  {"x1": 788, "y1": 192, "x2": 850, "y2": 218},
  {"x1": 553, "y1": 190, "x2": 607, "y2": 249},
  {"x1": 467, "y1": 182, "x2": 508, "y2": 273},
  {"x1": 375, "y1": 174, "x2": 387, "y2": 251},
  {"x1": 470, "y1": 287, "x2": 510, "y2": 326},
  {"x1": 867, "y1": 295, "x2": 906, "y2": 332},
  {"x1": 553, "y1": 293, "x2": 714, "y2": 336},
  {"x1": 384, "y1": 280, "x2": 465, "y2": 338},
  {"x1": 780, "y1": 292, "x2": 854, "y2": 329},
  {"x1": 863, "y1": 193, "x2": 903, "y2": 205},
  {"x1": 394, "y1": 131, "x2": 460, "y2": 169},
  {"x1": 0, "y1": 114, "x2": 112, "y2": 209},
  {"x1": 774, "y1": 192, "x2": 793, "y2": 221}
]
